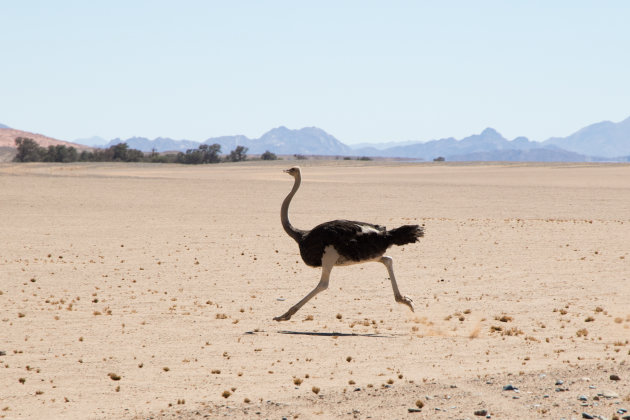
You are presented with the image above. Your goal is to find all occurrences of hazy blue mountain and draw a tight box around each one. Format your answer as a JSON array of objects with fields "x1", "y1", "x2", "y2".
[
  {"x1": 73, "y1": 136, "x2": 107, "y2": 147},
  {"x1": 205, "y1": 126, "x2": 352, "y2": 155},
  {"x1": 105, "y1": 137, "x2": 201, "y2": 152},
  {"x1": 354, "y1": 128, "x2": 552, "y2": 160},
  {"x1": 255, "y1": 126, "x2": 352, "y2": 155},
  {"x1": 0, "y1": 123, "x2": 10, "y2": 129},
  {"x1": 543, "y1": 116, "x2": 630, "y2": 158}
]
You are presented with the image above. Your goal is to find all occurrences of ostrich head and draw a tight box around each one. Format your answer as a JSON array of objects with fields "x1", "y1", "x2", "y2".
[{"x1": 283, "y1": 167, "x2": 301, "y2": 177}]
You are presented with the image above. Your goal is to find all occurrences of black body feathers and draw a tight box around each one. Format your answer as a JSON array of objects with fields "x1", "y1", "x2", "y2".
[{"x1": 297, "y1": 220, "x2": 424, "y2": 267}]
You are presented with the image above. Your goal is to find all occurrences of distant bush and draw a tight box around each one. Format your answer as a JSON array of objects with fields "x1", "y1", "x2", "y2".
[
  {"x1": 14, "y1": 137, "x2": 46, "y2": 162},
  {"x1": 44, "y1": 145, "x2": 78, "y2": 162},
  {"x1": 78, "y1": 143, "x2": 146, "y2": 162},
  {"x1": 177, "y1": 143, "x2": 222, "y2": 164},
  {"x1": 294, "y1": 154, "x2": 306, "y2": 160},
  {"x1": 357, "y1": 156, "x2": 372, "y2": 161},
  {"x1": 433, "y1": 156, "x2": 445, "y2": 162},
  {"x1": 260, "y1": 150, "x2": 277, "y2": 160},
  {"x1": 228, "y1": 145, "x2": 248, "y2": 162}
]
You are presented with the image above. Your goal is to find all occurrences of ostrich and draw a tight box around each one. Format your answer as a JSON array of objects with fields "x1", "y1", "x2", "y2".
[{"x1": 274, "y1": 166, "x2": 424, "y2": 321}]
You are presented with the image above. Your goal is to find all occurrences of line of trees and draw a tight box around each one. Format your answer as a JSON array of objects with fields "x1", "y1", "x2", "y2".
[
  {"x1": 13, "y1": 137, "x2": 144, "y2": 163},
  {"x1": 176, "y1": 144, "x2": 251, "y2": 164},
  {"x1": 12, "y1": 137, "x2": 277, "y2": 164}
]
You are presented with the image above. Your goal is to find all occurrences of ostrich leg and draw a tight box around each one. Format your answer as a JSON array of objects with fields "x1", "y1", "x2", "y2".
[
  {"x1": 273, "y1": 247, "x2": 338, "y2": 321},
  {"x1": 379, "y1": 256, "x2": 414, "y2": 312}
]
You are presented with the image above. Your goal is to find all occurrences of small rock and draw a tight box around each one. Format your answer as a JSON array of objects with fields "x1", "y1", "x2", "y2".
[
  {"x1": 0, "y1": 350, "x2": 6, "y2": 356},
  {"x1": 622, "y1": 415, "x2": 630, "y2": 420},
  {"x1": 582, "y1": 413, "x2": 595, "y2": 419},
  {"x1": 601, "y1": 390, "x2": 619, "y2": 399},
  {"x1": 617, "y1": 408, "x2": 627, "y2": 414},
  {"x1": 353, "y1": 387, "x2": 361, "y2": 392},
  {"x1": 502, "y1": 384, "x2": 518, "y2": 391},
  {"x1": 408, "y1": 408, "x2": 422, "y2": 413},
  {"x1": 556, "y1": 380, "x2": 564, "y2": 385},
  {"x1": 556, "y1": 387, "x2": 568, "y2": 392},
  {"x1": 610, "y1": 374, "x2": 621, "y2": 381},
  {"x1": 474, "y1": 409, "x2": 488, "y2": 416},
  {"x1": 578, "y1": 395, "x2": 588, "y2": 401}
]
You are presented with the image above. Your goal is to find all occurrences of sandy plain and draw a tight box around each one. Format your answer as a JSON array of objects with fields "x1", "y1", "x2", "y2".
[{"x1": 0, "y1": 161, "x2": 629, "y2": 420}]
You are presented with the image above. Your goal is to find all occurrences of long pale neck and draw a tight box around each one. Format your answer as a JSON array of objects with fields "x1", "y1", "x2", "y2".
[{"x1": 281, "y1": 174, "x2": 303, "y2": 242}]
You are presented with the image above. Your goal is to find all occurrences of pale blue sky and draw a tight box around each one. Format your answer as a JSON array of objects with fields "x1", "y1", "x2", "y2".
[{"x1": 2, "y1": 1, "x2": 629, "y2": 144}]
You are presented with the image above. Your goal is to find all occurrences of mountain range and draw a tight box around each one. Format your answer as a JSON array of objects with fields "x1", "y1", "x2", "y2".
[
  {"x1": 2, "y1": 116, "x2": 630, "y2": 162},
  {"x1": 93, "y1": 117, "x2": 630, "y2": 161}
]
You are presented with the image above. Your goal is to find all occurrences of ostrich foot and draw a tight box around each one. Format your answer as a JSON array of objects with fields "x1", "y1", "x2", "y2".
[
  {"x1": 396, "y1": 295, "x2": 415, "y2": 312},
  {"x1": 273, "y1": 313, "x2": 292, "y2": 322}
]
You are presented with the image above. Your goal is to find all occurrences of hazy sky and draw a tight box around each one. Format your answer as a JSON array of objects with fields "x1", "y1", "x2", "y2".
[{"x1": 2, "y1": 1, "x2": 629, "y2": 144}]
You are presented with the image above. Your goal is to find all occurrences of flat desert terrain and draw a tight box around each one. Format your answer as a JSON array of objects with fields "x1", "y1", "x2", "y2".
[{"x1": 1, "y1": 161, "x2": 629, "y2": 420}]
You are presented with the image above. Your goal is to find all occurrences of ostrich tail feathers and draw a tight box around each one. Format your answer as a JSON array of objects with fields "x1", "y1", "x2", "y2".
[{"x1": 388, "y1": 224, "x2": 424, "y2": 246}]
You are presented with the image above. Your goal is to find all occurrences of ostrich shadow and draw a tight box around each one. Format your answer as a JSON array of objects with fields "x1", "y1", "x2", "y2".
[{"x1": 244, "y1": 330, "x2": 398, "y2": 338}]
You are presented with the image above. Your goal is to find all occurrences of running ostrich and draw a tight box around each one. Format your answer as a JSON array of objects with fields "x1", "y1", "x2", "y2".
[{"x1": 274, "y1": 166, "x2": 424, "y2": 321}]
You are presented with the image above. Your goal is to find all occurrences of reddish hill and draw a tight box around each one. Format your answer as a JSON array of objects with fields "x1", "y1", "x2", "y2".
[{"x1": 0, "y1": 128, "x2": 91, "y2": 150}]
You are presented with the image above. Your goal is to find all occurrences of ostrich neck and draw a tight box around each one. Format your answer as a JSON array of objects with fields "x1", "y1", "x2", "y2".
[{"x1": 281, "y1": 175, "x2": 303, "y2": 242}]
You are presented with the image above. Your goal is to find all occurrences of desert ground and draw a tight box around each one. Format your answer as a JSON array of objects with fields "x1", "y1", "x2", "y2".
[{"x1": 1, "y1": 161, "x2": 629, "y2": 420}]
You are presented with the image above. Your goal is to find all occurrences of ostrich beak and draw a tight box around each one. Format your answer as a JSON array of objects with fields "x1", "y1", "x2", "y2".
[{"x1": 283, "y1": 169, "x2": 290, "y2": 174}]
